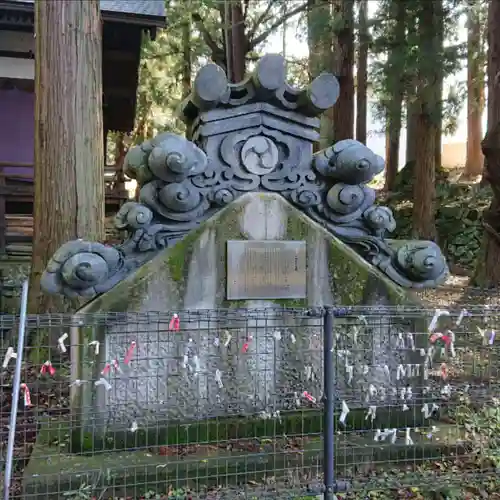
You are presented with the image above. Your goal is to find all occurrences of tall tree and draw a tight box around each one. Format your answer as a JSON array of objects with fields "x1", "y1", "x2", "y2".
[
  {"x1": 412, "y1": 0, "x2": 441, "y2": 240},
  {"x1": 406, "y1": 99, "x2": 418, "y2": 164},
  {"x1": 193, "y1": 0, "x2": 311, "y2": 82},
  {"x1": 308, "y1": 0, "x2": 334, "y2": 148},
  {"x1": 332, "y1": 0, "x2": 355, "y2": 142},
  {"x1": 473, "y1": 0, "x2": 500, "y2": 287},
  {"x1": 433, "y1": 0, "x2": 444, "y2": 170},
  {"x1": 356, "y1": 0, "x2": 368, "y2": 144},
  {"x1": 404, "y1": 11, "x2": 419, "y2": 167},
  {"x1": 372, "y1": 0, "x2": 413, "y2": 190},
  {"x1": 464, "y1": 0, "x2": 486, "y2": 178},
  {"x1": 29, "y1": 0, "x2": 105, "y2": 313},
  {"x1": 181, "y1": 17, "x2": 192, "y2": 100},
  {"x1": 375, "y1": 0, "x2": 406, "y2": 190}
]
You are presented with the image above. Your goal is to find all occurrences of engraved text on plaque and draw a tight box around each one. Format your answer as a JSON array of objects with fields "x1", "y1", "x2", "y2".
[{"x1": 226, "y1": 240, "x2": 307, "y2": 300}]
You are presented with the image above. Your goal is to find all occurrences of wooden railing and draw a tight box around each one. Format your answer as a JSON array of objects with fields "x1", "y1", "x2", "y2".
[{"x1": 0, "y1": 161, "x2": 130, "y2": 257}]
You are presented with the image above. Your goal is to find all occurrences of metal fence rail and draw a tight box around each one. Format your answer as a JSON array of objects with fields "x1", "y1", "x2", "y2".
[{"x1": 0, "y1": 305, "x2": 500, "y2": 499}]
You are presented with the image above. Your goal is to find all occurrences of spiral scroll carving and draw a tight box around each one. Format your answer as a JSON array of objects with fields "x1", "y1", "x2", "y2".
[
  {"x1": 40, "y1": 54, "x2": 449, "y2": 300},
  {"x1": 394, "y1": 242, "x2": 448, "y2": 285},
  {"x1": 323, "y1": 184, "x2": 376, "y2": 224},
  {"x1": 314, "y1": 139, "x2": 384, "y2": 185},
  {"x1": 140, "y1": 180, "x2": 209, "y2": 221},
  {"x1": 363, "y1": 206, "x2": 397, "y2": 238},
  {"x1": 125, "y1": 132, "x2": 208, "y2": 185},
  {"x1": 41, "y1": 241, "x2": 123, "y2": 298},
  {"x1": 114, "y1": 202, "x2": 153, "y2": 230}
]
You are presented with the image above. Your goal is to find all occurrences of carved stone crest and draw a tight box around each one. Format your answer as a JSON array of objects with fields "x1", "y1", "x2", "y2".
[{"x1": 41, "y1": 54, "x2": 448, "y2": 299}]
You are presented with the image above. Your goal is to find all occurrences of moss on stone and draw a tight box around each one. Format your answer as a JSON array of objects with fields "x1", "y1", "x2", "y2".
[
  {"x1": 82, "y1": 193, "x2": 415, "y2": 315},
  {"x1": 40, "y1": 406, "x2": 427, "y2": 455},
  {"x1": 165, "y1": 227, "x2": 204, "y2": 284},
  {"x1": 286, "y1": 210, "x2": 306, "y2": 241}
]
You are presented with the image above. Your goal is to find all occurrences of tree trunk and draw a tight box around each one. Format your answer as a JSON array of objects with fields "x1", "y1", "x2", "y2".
[
  {"x1": 182, "y1": 17, "x2": 192, "y2": 139},
  {"x1": 219, "y1": 1, "x2": 247, "y2": 83},
  {"x1": 332, "y1": 0, "x2": 355, "y2": 142},
  {"x1": 308, "y1": 0, "x2": 334, "y2": 149},
  {"x1": 384, "y1": 0, "x2": 406, "y2": 191},
  {"x1": 412, "y1": 0, "x2": 439, "y2": 240},
  {"x1": 464, "y1": 2, "x2": 485, "y2": 178},
  {"x1": 434, "y1": 1, "x2": 444, "y2": 170},
  {"x1": 406, "y1": 98, "x2": 418, "y2": 164},
  {"x1": 182, "y1": 19, "x2": 192, "y2": 99},
  {"x1": 282, "y1": 3, "x2": 287, "y2": 58},
  {"x1": 113, "y1": 133, "x2": 127, "y2": 197},
  {"x1": 355, "y1": 0, "x2": 368, "y2": 144},
  {"x1": 229, "y1": 2, "x2": 246, "y2": 82},
  {"x1": 473, "y1": 0, "x2": 500, "y2": 287},
  {"x1": 385, "y1": 107, "x2": 402, "y2": 191},
  {"x1": 29, "y1": 0, "x2": 105, "y2": 313}
]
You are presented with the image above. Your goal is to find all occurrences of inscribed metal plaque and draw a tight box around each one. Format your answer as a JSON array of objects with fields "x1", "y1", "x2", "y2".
[{"x1": 226, "y1": 240, "x2": 306, "y2": 300}]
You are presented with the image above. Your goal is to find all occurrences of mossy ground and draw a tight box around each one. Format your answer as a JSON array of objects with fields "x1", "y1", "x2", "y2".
[
  {"x1": 384, "y1": 163, "x2": 491, "y2": 273},
  {"x1": 25, "y1": 417, "x2": 463, "y2": 499}
]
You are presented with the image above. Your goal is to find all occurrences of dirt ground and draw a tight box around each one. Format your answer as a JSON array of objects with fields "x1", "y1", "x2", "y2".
[{"x1": 415, "y1": 274, "x2": 500, "y2": 307}]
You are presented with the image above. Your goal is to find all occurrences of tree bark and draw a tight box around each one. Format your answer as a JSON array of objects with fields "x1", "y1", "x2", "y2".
[
  {"x1": 29, "y1": 0, "x2": 105, "y2": 313},
  {"x1": 464, "y1": 2, "x2": 485, "y2": 178},
  {"x1": 355, "y1": 0, "x2": 368, "y2": 144},
  {"x1": 113, "y1": 133, "x2": 127, "y2": 198},
  {"x1": 384, "y1": 0, "x2": 406, "y2": 191},
  {"x1": 487, "y1": 0, "x2": 500, "y2": 128},
  {"x1": 308, "y1": 0, "x2": 334, "y2": 149},
  {"x1": 182, "y1": 17, "x2": 192, "y2": 139},
  {"x1": 384, "y1": 107, "x2": 402, "y2": 191},
  {"x1": 434, "y1": 0, "x2": 444, "y2": 170},
  {"x1": 473, "y1": 0, "x2": 500, "y2": 287},
  {"x1": 194, "y1": 1, "x2": 311, "y2": 83},
  {"x1": 332, "y1": 0, "x2": 355, "y2": 142},
  {"x1": 229, "y1": 1, "x2": 247, "y2": 82},
  {"x1": 406, "y1": 98, "x2": 418, "y2": 164},
  {"x1": 412, "y1": 0, "x2": 439, "y2": 240},
  {"x1": 182, "y1": 19, "x2": 192, "y2": 99}
]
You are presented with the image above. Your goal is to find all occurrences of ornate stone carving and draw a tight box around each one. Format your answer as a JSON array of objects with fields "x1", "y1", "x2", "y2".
[
  {"x1": 40, "y1": 53, "x2": 448, "y2": 299},
  {"x1": 41, "y1": 241, "x2": 124, "y2": 298}
]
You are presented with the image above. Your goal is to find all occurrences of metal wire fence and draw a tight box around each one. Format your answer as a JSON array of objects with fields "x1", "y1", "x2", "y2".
[{"x1": 1, "y1": 302, "x2": 500, "y2": 499}]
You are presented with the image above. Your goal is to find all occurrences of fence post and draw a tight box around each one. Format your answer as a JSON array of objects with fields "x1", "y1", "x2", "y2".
[
  {"x1": 323, "y1": 306, "x2": 350, "y2": 500},
  {"x1": 323, "y1": 306, "x2": 335, "y2": 500},
  {"x1": 3, "y1": 279, "x2": 29, "y2": 500}
]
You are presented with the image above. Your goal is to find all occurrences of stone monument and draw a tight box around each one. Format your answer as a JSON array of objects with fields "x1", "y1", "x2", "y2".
[{"x1": 40, "y1": 54, "x2": 448, "y2": 434}]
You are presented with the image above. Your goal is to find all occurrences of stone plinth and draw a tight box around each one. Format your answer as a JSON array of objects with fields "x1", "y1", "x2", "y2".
[{"x1": 69, "y1": 192, "x2": 421, "y2": 433}]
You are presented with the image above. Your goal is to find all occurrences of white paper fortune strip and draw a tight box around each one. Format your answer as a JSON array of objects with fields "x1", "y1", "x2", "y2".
[
  {"x1": 346, "y1": 365, "x2": 353, "y2": 384},
  {"x1": 407, "y1": 333, "x2": 416, "y2": 351},
  {"x1": 405, "y1": 428, "x2": 414, "y2": 445},
  {"x1": 88, "y1": 341, "x2": 100, "y2": 355},
  {"x1": 58, "y1": 333, "x2": 69, "y2": 353},
  {"x1": 2, "y1": 347, "x2": 16, "y2": 369},
  {"x1": 429, "y1": 309, "x2": 450, "y2": 332},
  {"x1": 365, "y1": 405, "x2": 376, "y2": 421},
  {"x1": 456, "y1": 309, "x2": 469, "y2": 326},
  {"x1": 339, "y1": 401, "x2": 350, "y2": 424},
  {"x1": 94, "y1": 377, "x2": 112, "y2": 391},
  {"x1": 215, "y1": 369, "x2": 223, "y2": 388}
]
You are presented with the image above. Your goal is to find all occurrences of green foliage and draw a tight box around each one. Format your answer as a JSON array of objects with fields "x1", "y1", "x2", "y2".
[
  {"x1": 133, "y1": 1, "x2": 214, "y2": 142},
  {"x1": 453, "y1": 394, "x2": 500, "y2": 469},
  {"x1": 371, "y1": 0, "x2": 465, "y2": 132},
  {"x1": 387, "y1": 168, "x2": 491, "y2": 271},
  {"x1": 109, "y1": 0, "x2": 311, "y2": 162}
]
